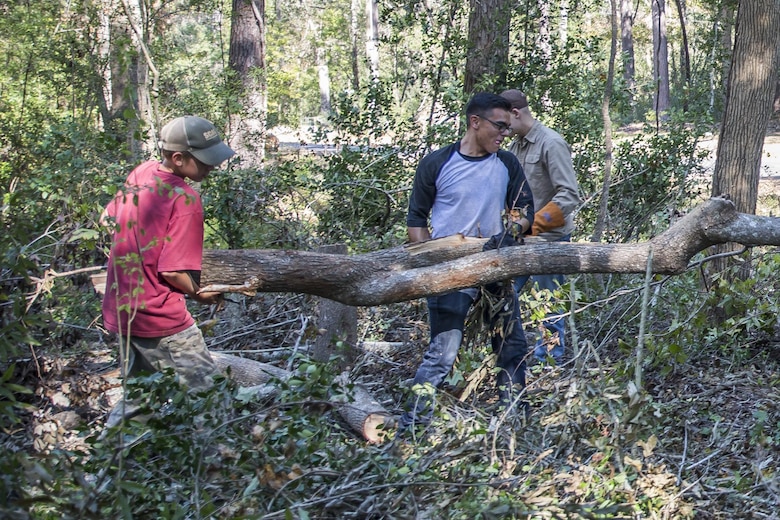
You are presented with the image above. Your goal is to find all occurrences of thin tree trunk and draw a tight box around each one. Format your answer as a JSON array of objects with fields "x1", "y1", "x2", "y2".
[
  {"x1": 537, "y1": 0, "x2": 552, "y2": 108},
  {"x1": 317, "y1": 46, "x2": 332, "y2": 115},
  {"x1": 365, "y1": 0, "x2": 380, "y2": 81},
  {"x1": 350, "y1": 0, "x2": 361, "y2": 90},
  {"x1": 652, "y1": 0, "x2": 671, "y2": 122},
  {"x1": 119, "y1": 0, "x2": 158, "y2": 156},
  {"x1": 559, "y1": 0, "x2": 569, "y2": 48},
  {"x1": 718, "y1": 2, "x2": 735, "y2": 112},
  {"x1": 425, "y1": 2, "x2": 460, "y2": 146},
  {"x1": 620, "y1": 0, "x2": 636, "y2": 119},
  {"x1": 592, "y1": 0, "x2": 618, "y2": 243},
  {"x1": 95, "y1": 0, "x2": 114, "y2": 128},
  {"x1": 672, "y1": 0, "x2": 691, "y2": 112}
]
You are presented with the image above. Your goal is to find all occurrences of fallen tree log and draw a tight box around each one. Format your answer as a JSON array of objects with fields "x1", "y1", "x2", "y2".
[
  {"x1": 211, "y1": 352, "x2": 392, "y2": 443},
  {"x1": 202, "y1": 197, "x2": 780, "y2": 306},
  {"x1": 211, "y1": 351, "x2": 290, "y2": 386}
]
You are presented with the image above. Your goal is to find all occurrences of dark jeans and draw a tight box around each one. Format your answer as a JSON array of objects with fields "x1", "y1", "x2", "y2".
[
  {"x1": 399, "y1": 287, "x2": 527, "y2": 430},
  {"x1": 514, "y1": 234, "x2": 570, "y2": 362}
]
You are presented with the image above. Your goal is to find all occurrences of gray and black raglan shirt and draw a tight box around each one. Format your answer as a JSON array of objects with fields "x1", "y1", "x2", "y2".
[{"x1": 407, "y1": 141, "x2": 534, "y2": 240}]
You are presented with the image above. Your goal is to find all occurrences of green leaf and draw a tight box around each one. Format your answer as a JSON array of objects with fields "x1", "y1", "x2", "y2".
[{"x1": 66, "y1": 228, "x2": 100, "y2": 243}]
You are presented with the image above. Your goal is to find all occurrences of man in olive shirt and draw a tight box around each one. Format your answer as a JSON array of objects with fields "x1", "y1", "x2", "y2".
[{"x1": 501, "y1": 89, "x2": 581, "y2": 364}]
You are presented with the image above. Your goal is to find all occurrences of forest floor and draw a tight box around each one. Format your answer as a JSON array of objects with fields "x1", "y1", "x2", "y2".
[
  {"x1": 14, "y1": 128, "x2": 780, "y2": 517},
  {"x1": 701, "y1": 129, "x2": 780, "y2": 179},
  {"x1": 23, "y1": 294, "x2": 780, "y2": 518}
]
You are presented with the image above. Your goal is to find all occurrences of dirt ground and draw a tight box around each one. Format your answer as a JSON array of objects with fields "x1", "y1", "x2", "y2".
[
  {"x1": 696, "y1": 130, "x2": 780, "y2": 178},
  {"x1": 692, "y1": 130, "x2": 780, "y2": 213}
]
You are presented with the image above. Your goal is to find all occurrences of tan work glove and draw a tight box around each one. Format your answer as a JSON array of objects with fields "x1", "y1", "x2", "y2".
[{"x1": 531, "y1": 201, "x2": 565, "y2": 235}]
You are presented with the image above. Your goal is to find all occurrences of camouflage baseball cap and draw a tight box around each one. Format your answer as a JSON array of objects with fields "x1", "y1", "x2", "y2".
[{"x1": 158, "y1": 116, "x2": 235, "y2": 166}]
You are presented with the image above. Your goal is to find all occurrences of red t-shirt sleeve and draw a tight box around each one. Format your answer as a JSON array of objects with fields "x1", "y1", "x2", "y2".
[{"x1": 157, "y1": 197, "x2": 204, "y2": 273}]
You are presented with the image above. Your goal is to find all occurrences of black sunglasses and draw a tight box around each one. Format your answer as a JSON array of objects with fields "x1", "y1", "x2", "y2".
[{"x1": 476, "y1": 115, "x2": 512, "y2": 134}]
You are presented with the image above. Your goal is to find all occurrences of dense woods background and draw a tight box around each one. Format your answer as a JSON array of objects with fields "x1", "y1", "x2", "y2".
[{"x1": 1, "y1": 0, "x2": 780, "y2": 517}]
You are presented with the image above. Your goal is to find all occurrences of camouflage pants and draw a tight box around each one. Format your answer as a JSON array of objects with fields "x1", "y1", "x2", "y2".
[{"x1": 106, "y1": 323, "x2": 219, "y2": 428}]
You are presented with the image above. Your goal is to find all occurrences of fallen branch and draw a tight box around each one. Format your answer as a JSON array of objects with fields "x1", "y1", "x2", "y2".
[
  {"x1": 211, "y1": 352, "x2": 392, "y2": 443},
  {"x1": 201, "y1": 197, "x2": 780, "y2": 306}
]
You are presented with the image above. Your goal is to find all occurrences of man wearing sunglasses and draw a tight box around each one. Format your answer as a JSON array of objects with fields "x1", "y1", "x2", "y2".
[{"x1": 400, "y1": 93, "x2": 535, "y2": 436}]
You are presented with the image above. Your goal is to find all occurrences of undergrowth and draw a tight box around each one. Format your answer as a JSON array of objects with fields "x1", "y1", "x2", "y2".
[{"x1": 2, "y1": 249, "x2": 779, "y2": 517}]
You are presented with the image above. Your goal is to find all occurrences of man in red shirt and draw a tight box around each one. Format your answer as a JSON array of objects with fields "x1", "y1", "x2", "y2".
[{"x1": 102, "y1": 116, "x2": 235, "y2": 427}]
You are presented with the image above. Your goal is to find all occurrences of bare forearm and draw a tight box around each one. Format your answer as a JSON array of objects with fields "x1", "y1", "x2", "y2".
[{"x1": 161, "y1": 271, "x2": 221, "y2": 305}]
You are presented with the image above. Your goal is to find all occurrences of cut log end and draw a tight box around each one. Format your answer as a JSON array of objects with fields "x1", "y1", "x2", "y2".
[
  {"x1": 213, "y1": 352, "x2": 393, "y2": 443},
  {"x1": 363, "y1": 413, "x2": 397, "y2": 444}
]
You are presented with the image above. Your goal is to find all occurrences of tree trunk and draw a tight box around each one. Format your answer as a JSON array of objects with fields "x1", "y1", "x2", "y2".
[
  {"x1": 592, "y1": 0, "x2": 617, "y2": 243},
  {"x1": 774, "y1": 77, "x2": 780, "y2": 114},
  {"x1": 558, "y1": 0, "x2": 569, "y2": 48},
  {"x1": 463, "y1": 0, "x2": 511, "y2": 94},
  {"x1": 229, "y1": 0, "x2": 267, "y2": 166},
  {"x1": 350, "y1": 0, "x2": 361, "y2": 90},
  {"x1": 620, "y1": 0, "x2": 636, "y2": 118},
  {"x1": 200, "y1": 199, "x2": 780, "y2": 306},
  {"x1": 312, "y1": 245, "x2": 358, "y2": 368},
  {"x1": 538, "y1": 0, "x2": 552, "y2": 104},
  {"x1": 712, "y1": 0, "x2": 780, "y2": 214},
  {"x1": 308, "y1": 18, "x2": 332, "y2": 116},
  {"x1": 717, "y1": 2, "x2": 735, "y2": 112},
  {"x1": 652, "y1": 0, "x2": 671, "y2": 122},
  {"x1": 365, "y1": 0, "x2": 380, "y2": 81},
  {"x1": 317, "y1": 46, "x2": 332, "y2": 115},
  {"x1": 672, "y1": 0, "x2": 691, "y2": 112},
  {"x1": 95, "y1": 0, "x2": 114, "y2": 128},
  {"x1": 709, "y1": 0, "x2": 780, "y2": 276},
  {"x1": 211, "y1": 351, "x2": 291, "y2": 386},
  {"x1": 119, "y1": 0, "x2": 159, "y2": 157}
]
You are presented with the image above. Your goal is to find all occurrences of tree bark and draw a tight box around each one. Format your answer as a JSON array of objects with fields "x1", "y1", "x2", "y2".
[
  {"x1": 558, "y1": 0, "x2": 569, "y2": 48},
  {"x1": 717, "y1": 2, "x2": 735, "y2": 111},
  {"x1": 365, "y1": 0, "x2": 380, "y2": 81},
  {"x1": 311, "y1": 245, "x2": 358, "y2": 367},
  {"x1": 229, "y1": 0, "x2": 267, "y2": 165},
  {"x1": 672, "y1": 0, "x2": 691, "y2": 112},
  {"x1": 711, "y1": 0, "x2": 780, "y2": 215},
  {"x1": 211, "y1": 351, "x2": 291, "y2": 385},
  {"x1": 201, "y1": 198, "x2": 780, "y2": 306},
  {"x1": 620, "y1": 0, "x2": 636, "y2": 118},
  {"x1": 118, "y1": 0, "x2": 158, "y2": 157},
  {"x1": 651, "y1": 0, "x2": 671, "y2": 121},
  {"x1": 463, "y1": 0, "x2": 511, "y2": 93},
  {"x1": 537, "y1": 0, "x2": 552, "y2": 108},
  {"x1": 592, "y1": 0, "x2": 617, "y2": 243},
  {"x1": 211, "y1": 352, "x2": 392, "y2": 443},
  {"x1": 317, "y1": 46, "x2": 332, "y2": 115},
  {"x1": 708, "y1": 0, "x2": 780, "y2": 276},
  {"x1": 350, "y1": 0, "x2": 361, "y2": 90}
]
